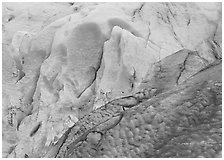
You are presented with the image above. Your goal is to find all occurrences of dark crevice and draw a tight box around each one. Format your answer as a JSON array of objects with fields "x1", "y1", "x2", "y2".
[
  {"x1": 6, "y1": 7, "x2": 14, "y2": 11},
  {"x1": 68, "y1": 2, "x2": 74, "y2": 6},
  {"x1": 15, "y1": 71, "x2": 25, "y2": 84},
  {"x1": 7, "y1": 15, "x2": 15, "y2": 22},
  {"x1": 163, "y1": 9, "x2": 184, "y2": 48},
  {"x1": 30, "y1": 122, "x2": 42, "y2": 137},
  {"x1": 165, "y1": 3, "x2": 177, "y2": 20},
  {"x1": 212, "y1": 39, "x2": 220, "y2": 48},
  {"x1": 7, "y1": 145, "x2": 17, "y2": 156},
  {"x1": 157, "y1": 11, "x2": 167, "y2": 24},
  {"x1": 212, "y1": 22, "x2": 219, "y2": 39},
  {"x1": 187, "y1": 18, "x2": 191, "y2": 26},
  {"x1": 176, "y1": 52, "x2": 190, "y2": 85},
  {"x1": 129, "y1": 67, "x2": 136, "y2": 90},
  {"x1": 24, "y1": 154, "x2": 29, "y2": 158},
  {"x1": 209, "y1": 40, "x2": 221, "y2": 60},
  {"x1": 29, "y1": 67, "x2": 41, "y2": 106},
  {"x1": 132, "y1": 2, "x2": 145, "y2": 20}
]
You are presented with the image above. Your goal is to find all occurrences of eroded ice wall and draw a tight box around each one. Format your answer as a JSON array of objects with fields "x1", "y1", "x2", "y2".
[{"x1": 2, "y1": 2, "x2": 221, "y2": 158}]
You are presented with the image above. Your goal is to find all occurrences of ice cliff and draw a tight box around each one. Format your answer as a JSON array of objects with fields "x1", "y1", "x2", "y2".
[{"x1": 2, "y1": 2, "x2": 222, "y2": 158}]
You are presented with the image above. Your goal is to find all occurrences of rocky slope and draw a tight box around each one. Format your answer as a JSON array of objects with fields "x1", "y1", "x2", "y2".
[{"x1": 2, "y1": 2, "x2": 222, "y2": 158}]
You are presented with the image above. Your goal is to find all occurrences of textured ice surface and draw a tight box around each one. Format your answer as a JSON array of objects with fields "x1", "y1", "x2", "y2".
[{"x1": 2, "y1": 2, "x2": 222, "y2": 158}]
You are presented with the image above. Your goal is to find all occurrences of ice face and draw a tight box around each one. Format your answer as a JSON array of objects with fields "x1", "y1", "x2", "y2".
[{"x1": 65, "y1": 22, "x2": 105, "y2": 98}]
